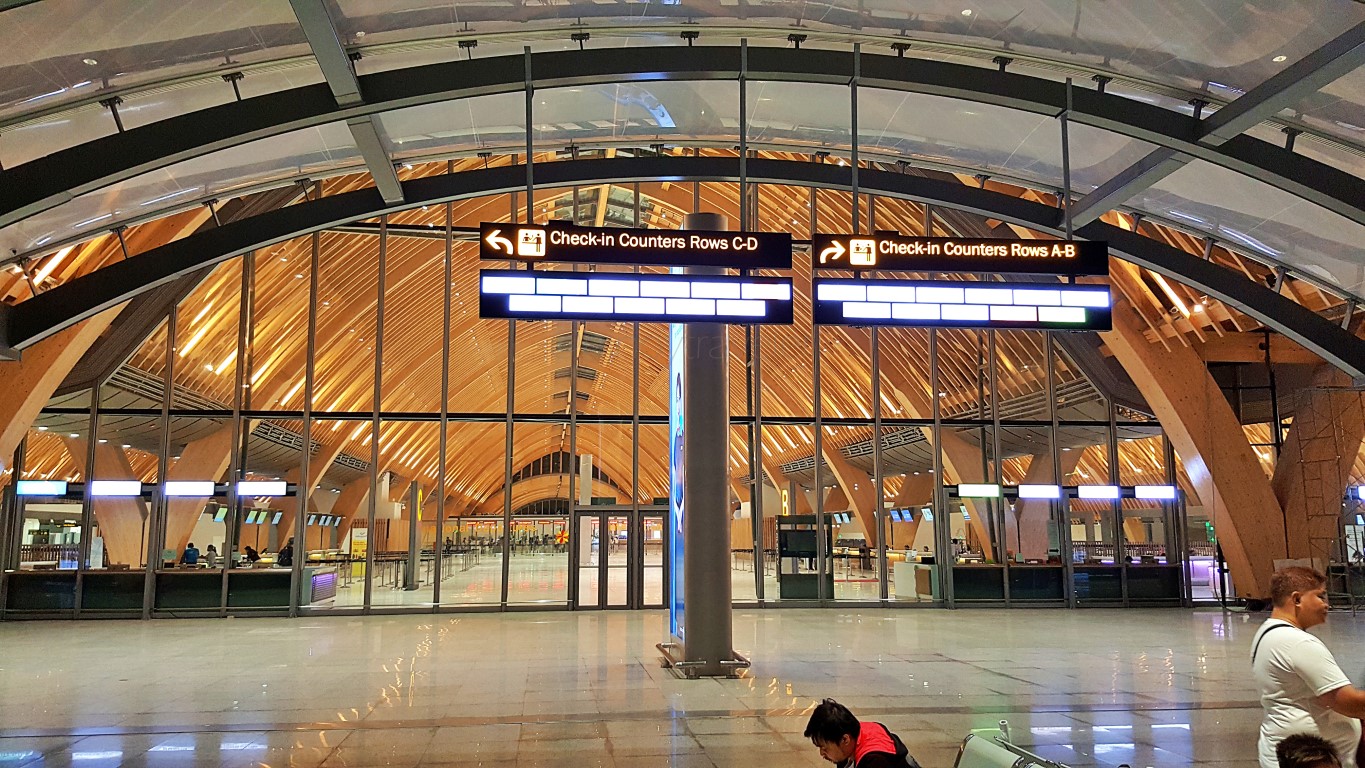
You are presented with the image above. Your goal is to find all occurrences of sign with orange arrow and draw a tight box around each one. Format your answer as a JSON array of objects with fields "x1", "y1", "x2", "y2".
[{"x1": 812, "y1": 232, "x2": 1107, "y2": 275}]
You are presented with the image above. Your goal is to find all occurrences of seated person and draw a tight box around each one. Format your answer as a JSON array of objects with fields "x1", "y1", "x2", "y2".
[
  {"x1": 243, "y1": 545, "x2": 261, "y2": 564},
  {"x1": 804, "y1": 698, "x2": 921, "y2": 768},
  {"x1": 180, "y1": 542, "x2": 200, "y2": 566}
]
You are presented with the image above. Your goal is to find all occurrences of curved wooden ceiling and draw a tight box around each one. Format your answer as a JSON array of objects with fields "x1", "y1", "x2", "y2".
[{"x1": 14, "y1": 151, "x2": 1345, "y2": 514}]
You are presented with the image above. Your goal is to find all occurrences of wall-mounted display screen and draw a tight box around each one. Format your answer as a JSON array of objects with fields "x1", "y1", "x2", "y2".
[
  {"x1": 480, "y1": 222, "x2": 792, "y2": 268},
  {"x1": 812, "y1": 233, "x2": 1107, "y2": 275},
  {"x1": 481, "y1": 270, "x2": 795, "y2": 324},
  {"x1": 812, "y1": 278, "x2": 1112, "y2": 331}
]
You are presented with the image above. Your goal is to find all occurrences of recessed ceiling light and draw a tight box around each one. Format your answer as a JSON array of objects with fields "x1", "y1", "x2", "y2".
[
  {"x1": 961, "y1": 8, "x2": 973, "y2": 15},
  {"x1": 82, "y1": 58, "x2": 98, "y2": 66},
  {"x1": 1272, "y1": 55, "x2": 1287, "y2": 63},
  {"x1": 69, "y1": 433, "x2": 79, "y2": 438},
  {"x1": 355, "y1": 31, "x2": 366, "y2": 38},
  {"x1": 38, "y1": 426, "x2": 49, "y2": 431}
]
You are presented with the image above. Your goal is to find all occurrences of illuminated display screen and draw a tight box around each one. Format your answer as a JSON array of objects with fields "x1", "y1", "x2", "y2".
[
  {"x1": 480, "y1": 222, "x2": 792, "y2": 269},
  {"x1": 16, "y1": 480, "x2": 68, "y2": 496},
  {"x1": 812, "y1": 278, "x2": 1112, "y2": 331},
  {"x1": 480, "y1": 270, "x2": 795, "y2": 324},
  {"x1": 812, "y1": 233, "x2": 1107, "y2": 275}
]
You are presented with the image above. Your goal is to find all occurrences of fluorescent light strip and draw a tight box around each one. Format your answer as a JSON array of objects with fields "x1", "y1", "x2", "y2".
[
  {"x1": 1077, "y1": 485, "x2": 1120, "y2": 500},
  {"x1": 990, "y1": 305, "x2": 1036, "y2": 323},
  {"x1": 90, "y1": 480, "x2": 142, "y2": 497},
  {"x1": 1134, "y1": 485, "x2": 1177, "y2": 500},
  {"x1": 641, "y1": 281, "x2": 690, "y2": 298},
  {"x1": 958, "y1": 483, "x2": 1000, "y2": 498},
  {"x1": 1061, "y1": 290, "x2": 1110, "y2": 308},
  {"x1": 237, "y1": 481, "x2": 288, "y2": 496},
  {"x1": 16, "y1": 480, "x2": 67, "y2": 496},
  {"x1": 165, "y1": 481, "x2": 215, "y2": 497},
  {"x1": 1356, "y1": 486, "x2": 1365, "y2": 502},
  {"x1": 1017, "y1": 484, "x2": 1061, "y2": 499}
]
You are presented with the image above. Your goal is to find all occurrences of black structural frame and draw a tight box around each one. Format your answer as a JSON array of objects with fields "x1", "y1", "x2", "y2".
[
  {"x1": 7, "y1": 156, "x2": 1365, "y2": 380},
  {"x1": 3, "y1": 45, "x2": 1364, "y2": 234}
]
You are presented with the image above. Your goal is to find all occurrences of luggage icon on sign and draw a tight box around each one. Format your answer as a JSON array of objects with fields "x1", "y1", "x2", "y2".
[
  {"x1": 517, "y1": 228, "x2": 547, "y2": 258},
  {"x1": 849, "y1": 238, "x2": 877, "y2": 266}
]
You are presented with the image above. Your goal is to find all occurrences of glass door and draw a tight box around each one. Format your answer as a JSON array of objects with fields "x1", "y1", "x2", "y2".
[{"x1": 572, "y1": 507, "x2": 668, "y2": 609}]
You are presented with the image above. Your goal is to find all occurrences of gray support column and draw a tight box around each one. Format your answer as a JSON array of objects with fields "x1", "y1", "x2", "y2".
[
  {"x1": 405, "y1": 481, "x2": 420, "y2": 590},
  {"x1": 682, "y1": 211, "x2": 737, "y2": 676}
]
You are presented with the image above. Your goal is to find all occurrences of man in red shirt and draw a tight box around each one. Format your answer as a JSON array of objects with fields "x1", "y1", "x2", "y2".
[{"x1": 804, "y1": 698, "x2": 923, "y2": 768}]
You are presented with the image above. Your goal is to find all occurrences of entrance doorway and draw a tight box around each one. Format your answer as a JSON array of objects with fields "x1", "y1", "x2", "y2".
[{"x1": 571, "y1": 506, "x2": 668, "y2": 609}]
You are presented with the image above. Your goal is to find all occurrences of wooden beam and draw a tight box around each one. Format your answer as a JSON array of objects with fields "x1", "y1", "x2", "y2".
[
  {"x1": 1101, "y1": 289, "x2": 1284, "y2": 598},
  {"x1": 1192, "y1": 333, "x2": 1322, "y2": 365}
]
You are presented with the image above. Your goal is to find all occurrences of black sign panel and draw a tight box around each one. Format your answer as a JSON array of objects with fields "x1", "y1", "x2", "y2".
[
  {"x1": 479, "y1": 222, "x2": 792, "y2": 268},
  {"x1": 812, "y1": 233, "x2": 1108, "y2": 275},
  {"x1": 811, "y1": 277, "x2": 1112, "y2": 331}
]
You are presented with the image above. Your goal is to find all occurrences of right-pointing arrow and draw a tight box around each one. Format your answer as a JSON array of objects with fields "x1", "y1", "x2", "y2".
[{"x1": 819, "y1": 240, "x2": 845, "y2": 263}]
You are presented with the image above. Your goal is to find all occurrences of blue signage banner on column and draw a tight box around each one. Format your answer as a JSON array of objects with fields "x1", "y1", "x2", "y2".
[{"x1": 669, "y1": 320, "x2": 686, "y2": 642}]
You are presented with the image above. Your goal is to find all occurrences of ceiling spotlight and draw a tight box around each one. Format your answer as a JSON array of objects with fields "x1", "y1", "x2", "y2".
[
  {"x1": 69, "y1": 433, "x2": 79, "y2": 438},
  {"x1": 961, "y1": 8, "x2": 973, "y2": 15},
  {"x1": 38, "y1": 426, "x2": 48, "y2": 431},
  {"x1": 1272, "y1": 55, "x2": 1287, "y2": 63},
  {"x1": 83, "y1": 58, "x2": 98, "y2": 66},
  {"x1": 355, "y1": 30, "x2": 366, "y2": 38}
]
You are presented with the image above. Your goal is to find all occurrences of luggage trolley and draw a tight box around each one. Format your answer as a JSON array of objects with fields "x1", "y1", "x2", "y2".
[{"x1": 954, "y1": 721, "x2": 1103, "y2": 768}]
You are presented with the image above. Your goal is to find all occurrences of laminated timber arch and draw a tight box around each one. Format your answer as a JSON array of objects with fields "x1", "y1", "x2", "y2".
[{"x1": 9, "y1": 156, "x2": 1363, "y2": 380}]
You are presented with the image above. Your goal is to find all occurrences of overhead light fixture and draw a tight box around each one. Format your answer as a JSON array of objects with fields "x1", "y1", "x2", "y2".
[
  {"x1": 1135, "y1": 485, "x2": 1177, "y2": 500},
  {"x1": 17, "y1": 480, "x2": 68, "y2": 496},
  {"x1": 961, "y1": 8, "x2": 973, "y2": 15},
  {"x1": 958, "y1": 483, "x2": 1000, "y2": 498},
  {"x1": 83, "y1": 58, "x2": 98, "y2": 66},
  {"x1": 1272, "y1": 55, "x2": 1287, "y2": 63},
  {"x1": 165, "y1": 481, "x2": 215, "y2": 496},
  {"x1": 237, "y1": 481, "x2": 287, "y2": 497},
  {"x1": 90, "y1": 480, "x2": 143, "y2": 497},
  {"x1": 1078, "y1": 485, "x2": 1120, "y2": 500},
  {"x1": 1017, "y1": 484, "x2": 1061, "y2": 500}
]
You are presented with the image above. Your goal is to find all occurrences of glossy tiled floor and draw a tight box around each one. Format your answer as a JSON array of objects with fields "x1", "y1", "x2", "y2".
[{"x1": 2, "y1": 608, "x2": 1362, "y2": 767}]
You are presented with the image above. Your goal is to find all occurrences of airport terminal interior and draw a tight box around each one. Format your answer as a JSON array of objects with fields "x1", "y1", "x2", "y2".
[{"x1": 3, "y1": 0, "x2": 1365, "y2": 765}]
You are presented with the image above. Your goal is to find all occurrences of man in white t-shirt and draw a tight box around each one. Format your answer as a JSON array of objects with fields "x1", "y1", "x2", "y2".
[{"x1": 1253, "y1": 566, "x2": 1365, "y2": 768}]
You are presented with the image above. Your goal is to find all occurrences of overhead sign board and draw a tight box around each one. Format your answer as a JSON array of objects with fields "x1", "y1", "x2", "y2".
[
  {"x1": 480, "y1": 270, "x2": 795, "y2": 324},
  {"x1": 812, "y1": 278, "x2": 1112, "y2": 331},
  {"x1": 812, "y1": 233, "x2": 1108, "y2": 275},
  {"x1": 480, "y1": 222, "x2": 792, "y2": 269}
]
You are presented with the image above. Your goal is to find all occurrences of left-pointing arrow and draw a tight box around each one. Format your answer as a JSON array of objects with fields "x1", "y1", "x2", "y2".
[{"x1": 486, "y1": 229, "x2": 514, "y2": 255}]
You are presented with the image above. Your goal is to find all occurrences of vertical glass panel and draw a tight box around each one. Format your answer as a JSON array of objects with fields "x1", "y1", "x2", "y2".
[
  {"x1": 507, "y1": 422, "x2": 569, "y2": 605},
  {"x1": 85, "y1": 397, "x2": 158, "y2": 570},
  {"x1": 944, "y1": 424, "x2": 1005, "y2": 601},
  {"x1": 170, "y1": 259, "x2": 242, "y2": 410},
  {"x1": 882, "y1": 418, "x2": 938, "y2": 603},
  {"x1": 637, "y1": 322, "x2": 669, "y2": 419},
  {"x1": 729, "y1": 424, "x2": 755, "y2": 603},
  {"x1": 1119, "y1": 426, "x2": 1181, "y2": 600},
  {"x1": 439, "y1": 421, "x2": 505, "y2": 606},
  {"x1": 378, "y1": 93, "x2": 530, "y2": 160},
  {"x1": 939, "y1": 328, "x2": 991, "y2": 421},
  {"x1": 763, "y1": 424, "x2": 821, "y2": 601},
  {"x1": 748, "y1": 81, "x2": 851, "y2": 153},
  {"x1": 760, "y1": 260, "x2": 814, "y2": 418},
  {"x1": 17, "y1": 428, "x2": 85, "y2": 570},
  {"x1": 638, "y1": 422, "x2": 669, "y2": 605},
  {"x1": 381, "y1": 230, "x2": 443, "y2": 413},
  {"x1": 822, "y1": 425, "x2": 878, "y2": 601},
  {"x1": 363, "y1": 421, "x2": 439, "y2": 608},
  {"x1": 449, "y1": 242, "x2": 507, "y2": 414},
  {"x1": 1065, "y1": 427, "x2": 1121, "y2": 602},
  {"x1": 513, "y1": 315, "x2": 576, "y2": 416},
  {"x1": 314, "y1": 230, "x2": 378, "y2": 416},
  {"x1": 1000, "y1": 426, "x2": 1065, "y2": 603},
  {"x1": 306, "y1": 418, "x2": 373, "y2": 610},
  {"x1": 246, "y1": 238, "x2": 308, "y2": 413}
]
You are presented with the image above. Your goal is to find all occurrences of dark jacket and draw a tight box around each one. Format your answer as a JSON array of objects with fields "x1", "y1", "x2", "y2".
[{"x1": 839, "y1": 722, "x2": 921, "y2": 768}]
